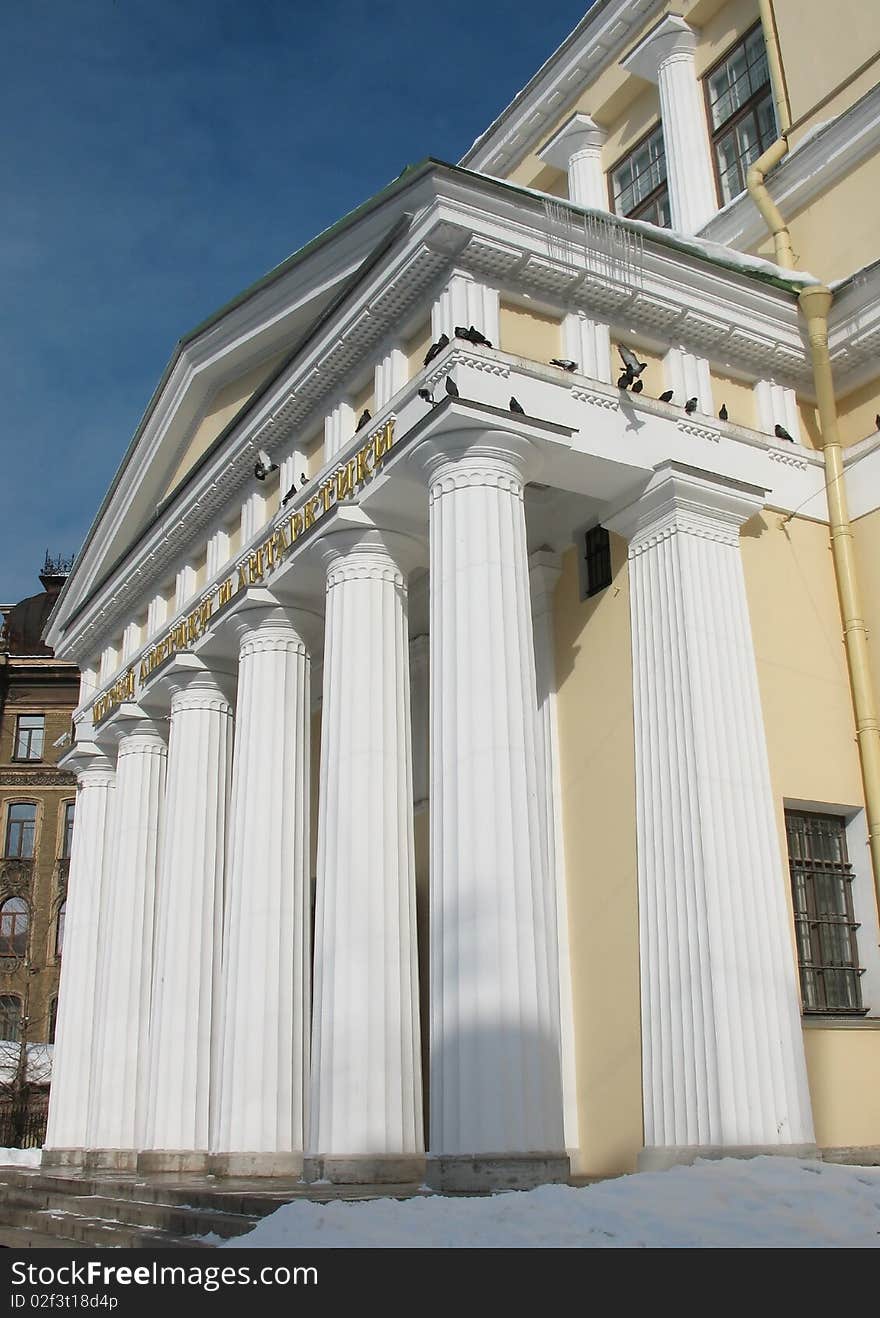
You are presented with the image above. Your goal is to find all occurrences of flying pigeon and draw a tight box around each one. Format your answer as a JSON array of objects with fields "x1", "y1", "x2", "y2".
[
  {"x1": 254, "y1": 449, "x2": 278, "y2": 481},
  {"x1": 719, "y1": 403, "x2": 728, "y2": 421},
  {"x1": 509, "y1": 397, "x2": 525, "y2": 414},
  {"x1": 356, "y1": 408, "x2": 372, "y2": 432},
  {"x1": 775, "y1": 423, "x2": 794, "y2": 442},
  {"x1": 445, "y1": 376, "x2": 459, "y2": 398},
  {"x1": 549, "y1": 358, "x2": 577, "y2": 372},
  {"x1": 618, "y1": 345, "x2": 647, "y2": 383},
  {"x1": 423, "y1": 333, "x2": 449, "y2": 367},
  {"x1": 631, "y1": 378, "x2": 644, "y2": 393},
  {"x1": 617, "y1": 372, "x2": 632, "y2": 390},
  {"x1": 659, "y1": 390, "x2": 674, "y2": 403},
  {"x1": 685, "y1": 398, "x2": 698, "y2": 415}
]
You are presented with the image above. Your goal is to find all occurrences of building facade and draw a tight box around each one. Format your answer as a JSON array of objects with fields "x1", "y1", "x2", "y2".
[
  {"x1": 0, "y1": 557, "x2": 78, "y2": 1140},
  {"x1": 43, "y1": 0, "x2": 880, "y2": 1184}
]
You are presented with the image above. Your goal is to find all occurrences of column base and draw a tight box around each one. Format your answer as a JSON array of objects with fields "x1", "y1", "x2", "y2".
[
  {"x1": 41, "y1": 1148, "x2": 86, "y2": 1169},
  {"x1": 425, "y1": 1152, "x2": 570, "y2": 1193},
  {"x1": 207, "y1": 1152, "x2": 304, "y2": 1179},
  {"x1": 303, "y1": 1154, "x2": 426, "y2": 1185},
  {"x1": 83, "y1": 1149, "x2": 139, "y2": 1172},
  {"x1": 136, "y1": 1150, "x2": 210, "y2": 1174},
  {"x1": 637, "y1": 1144, "x2": 820, "y2": 1172}
]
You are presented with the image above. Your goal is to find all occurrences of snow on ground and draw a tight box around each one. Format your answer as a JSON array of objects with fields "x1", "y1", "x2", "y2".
[
  {"x1": 218, "y1": 1157, "x2": 880, "y2": 1249},
  {"x1": 0, "y1": 1147, "x2": 42, "y2": 1167}
]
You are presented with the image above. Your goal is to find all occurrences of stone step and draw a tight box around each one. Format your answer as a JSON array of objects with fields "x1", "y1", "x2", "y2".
[
  {"x1": 0, "y1": 1202, "x2": 214, "y2": 1249},
  {"x1": 0, "y1": 1186, "x2": 255, "y2": 1240}
]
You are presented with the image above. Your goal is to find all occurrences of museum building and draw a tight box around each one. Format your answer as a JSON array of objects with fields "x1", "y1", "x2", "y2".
[{"x1": 41, "y1": 0, "x2": 880, "y2": 1183}]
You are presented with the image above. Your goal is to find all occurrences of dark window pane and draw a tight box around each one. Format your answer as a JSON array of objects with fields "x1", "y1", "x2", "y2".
[
  {"x1": 0, "y1": 996, "x2": 21, "y2": 1042},
  {"x1": 584, "y1": 526, "x2": 612, "y2": 598},
  {"x1": 5, "y1": 803, "x2": 36, "y2": 859},
  {"x1": 0, "y1": 898, "x2": 29, "y2": 962},
  {"x1": 14, "y1": 714, "x2": 44, "y2": 761}
]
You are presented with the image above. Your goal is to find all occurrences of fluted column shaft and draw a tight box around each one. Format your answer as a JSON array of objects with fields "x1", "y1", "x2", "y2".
[
  {"x1": 419, "y1": 432, "x2": 564, "y2": 1158},
  {"x1": 88, "y1": 720, "x2": 167, "y2": 1159},
  {"x1": 142, "y1": 670, "x2": 233, "y2": 1164},
  {"x1": 655, "y1": 37, "x2": 717, "y2": 232},
  {"x1": 43, "y1": 752, "x2": 116, "y2": 1155},
  {"x1": 212, "y1": 608, "x2": 313, "y2": 1171},
  {"x1": 309, "y1": 529, "x2": 423, "y2": 1168},
  {"x1": 607, "y1": 464, "x2": 814, "y2": 1154}
]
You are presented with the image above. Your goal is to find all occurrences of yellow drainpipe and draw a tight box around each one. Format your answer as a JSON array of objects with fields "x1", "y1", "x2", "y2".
[{"x1": 748, "y1": 0, "x2": 880, "y2": 917}]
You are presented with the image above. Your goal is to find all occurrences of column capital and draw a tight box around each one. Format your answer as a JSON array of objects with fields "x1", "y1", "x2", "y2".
[
  {"x1": 621, "y1": 14, "x2": 698, "y2": 82},
  {"x1": 142, "y1": 653, "x2": 236, "y2": 712},
  {"x1": 225, "y1": 587, "x2": 322, "y2": 656},
  {"x1": 604, "y1": 462, "x2": 767, "y2": 552},
  {"x1": 93, "y1": 701, "x2": 168, "y2": 752},
  {"x1": 58, "y1": 739, "x2": 115, "y2": 782},
  {"x1": 315, "y1": 507, "x2": 426, "y2": 583},
  {"x1": 409, "y1": 426, "x2": 542, "y2": 490},
  {"x1": 538, "y1": 112, "x2": 606, "y2": 170}
]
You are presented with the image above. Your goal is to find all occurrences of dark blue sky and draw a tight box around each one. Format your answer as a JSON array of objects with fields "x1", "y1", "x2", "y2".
[{"x1": 2, "y1": 0, "x2": 590, "y2": 605}]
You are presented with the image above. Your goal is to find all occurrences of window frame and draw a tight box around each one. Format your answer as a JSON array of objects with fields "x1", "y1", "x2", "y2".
[
  {"x1": 4, "y1": 801, "x2": 38, "y2": 859},
  {"x1": 59, "y1": 800, "x2": 75, "y2": 860},
  {"x1": 0, "y1": 995, "x2": 22, "y2": 1043},
  {"x1": 607, "y1": 121, "x2": 671, "y2": 228},
  {"x1": 784, "y1": 808, "x2": 867, "y2": 1017},
  {"x1": 703, "y1": 22, "x2": 778, "y2": 207},
  {"x1": 583, "y1": 525, "x2": 613, "y2": 599},
  {"x1": 0, "y1": 897, "x2": 30, "y2": 964},
  {"x1": 12, "y1": 713, "x2": 45, "y2": 763},
  {"x1": 55, "y1": 899, "x2": 66, "y2": 960}
]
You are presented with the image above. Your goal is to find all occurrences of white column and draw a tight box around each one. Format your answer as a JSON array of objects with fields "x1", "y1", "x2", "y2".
[
  {"x1": 529, "y1": 551, "x2": 579, "y2": 1154},
  {"x1": 147, "y1": 592, "x2": 166, "y2": 637},
  {"x1": 754, "y1": 379, "x2": 801, "y2": 442},
  {"x1": 43, "y1": 747, "x2": 116, "y2": 1160},
  {"x1": 563, "y1": 311, "x2": 612, "y2": 383},
  {"x1": 211, "y1": 598, "x2": 316, "y2": 1175},
  {"x1": 309, "y1": 521, "x2": 423, "y2": 1178},
  {"x1": 623, "y1": 16, "x2": 717, "y2": 233},
  {"x1": 175, "y1": 563, "x2": 196, "y2": 611},
  {"x1": 241, "y1": 490, "x2": 266, "y2": 544},
  {"x1": 279, "y1": 447, "x2": 307, "y2": 501},
  {"x1": 538, "y1": 113, "x2": 608, "y2": 209},
  {"x1": 431, "y1": 273, "x2": 499, "y2": 346},
  {"x1": 412, "y1": 430, "x2": 566, "y2": 1186},
  {"x1": 374, "y1": 346, "x2": 407, "y2": 411},
  {"x1": 324, "y1": 399, "x2": 356, "y2": 463},
  {"x1": 87, "y1": 713, "x2": 167, "y2": 1164},
  {"x1": 409, "y1": 634, "x2": 429, "y2": 809},
  {"x1": 663, "y1": 346, "x2": 713, "y2": 412},
  {"x1": 141, "y1": 662, "x2": 233, "y2": 1169},
  {"x1": 605, "y1": 463, "x2": 814, "y2": 1161}
]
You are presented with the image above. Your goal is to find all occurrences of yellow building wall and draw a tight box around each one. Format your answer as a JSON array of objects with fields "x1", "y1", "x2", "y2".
[
  {"x1": 754, "y1": 153, "x2": 880, "y2": 285},
  {"x1": 601, "y1": 87, "x2": 662, "y2": 185},
  {"x1": 406, "y1": 321, "x2": 432, "y2": 380},
  {"x1": 852, "y1": 507, "x2": 880, "y2": 705},
  {"x1": 553, "y1": 535, "x2": 642, "y2": 1176},
  {"x1": 803, "y1": 1027, "x2": 880, "y2": 1148},
  {"x1": 162, "y1": 352, "x2": 287, "y2": 501},
  {"x1": 709, "y1": 368, "x2": 757, "y2": 429},
  {"x1": 692, "y1": 0, "x2": 761, "y2": 77},
  {"x1": 609, "y1": 339, "x2": 665, "y2": 399},
  {"x1": 498, "y1": 302, "x2": 562, "y2": 363},
  {"x1": 773, "y1": 0, "x2": 880, "y2": 133},
  {"x1": 835, "y1": 378, "x2": 880, "y2": 448}
]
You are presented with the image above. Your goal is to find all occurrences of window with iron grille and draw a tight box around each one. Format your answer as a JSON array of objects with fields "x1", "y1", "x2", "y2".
[
  {"x1": 705, "y1": 25, "x2": 778, "y2": 206},
  {"x1": 13, "y1": 714, "x2": 44, "y2": 762},
  {"x1": 609, "y1": 124, "x2": 671, "y2": 228},
  {"x1": 4, "y1": 803, "x2": 36, "y2": 859},
  {"x1": 584, "y1": 526, "x2": 612, "y2": 598},
  {"x1": 784, "y1": 810, "x2": 866, "y2": 1015},
  {"x1": 55, "y1": 900, "x2": 66, "y2": 959},
  {"x1": 48, "y1": 996, "x2": 58, "y2": 1045}
]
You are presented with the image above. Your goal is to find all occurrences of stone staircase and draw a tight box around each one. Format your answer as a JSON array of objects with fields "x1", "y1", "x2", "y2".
[{"x1": 0, "y1": 1166, "x2": 425, "y2": 1249}]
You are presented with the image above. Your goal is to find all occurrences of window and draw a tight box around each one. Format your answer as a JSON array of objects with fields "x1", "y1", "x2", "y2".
[
  {"x1": 60, "y1": 801, "x2": 75, "y2": 859},
  {"x1": 55, "y1": 900, "x2": 66, "y2": 959},
  {"x1": 0, "y1": 995, "x2": 21, "y2": 1042},
  {"x1": 785, "y1": 810, "x2": 866, "y2": 1015},
  {"x1": 706, "y1": 25, "x2": 778, "y2": 205},
  {"x1": 610, "y1": 125, "x2": 671, "y2": 227},
  {"x1": 584, "y1": 526, "x2": 613, "y2": 598},
  {"x1": 0, "y1": 898, "x2": 29, "y2": 962},
  {"x1": 4, "y1": 803, "x2": 36, "y2": 859},
  {"x1": 48, "y1": 997, "x2": 58, "y2": 1045},
  {"x1": 13, "y1": 714, "x2": 44, "y2": 761}
]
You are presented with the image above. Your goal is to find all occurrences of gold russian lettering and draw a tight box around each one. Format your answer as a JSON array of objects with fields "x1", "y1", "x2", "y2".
[{"x1": 218, "y1": 578, "x2": 233, "y2": 606}]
